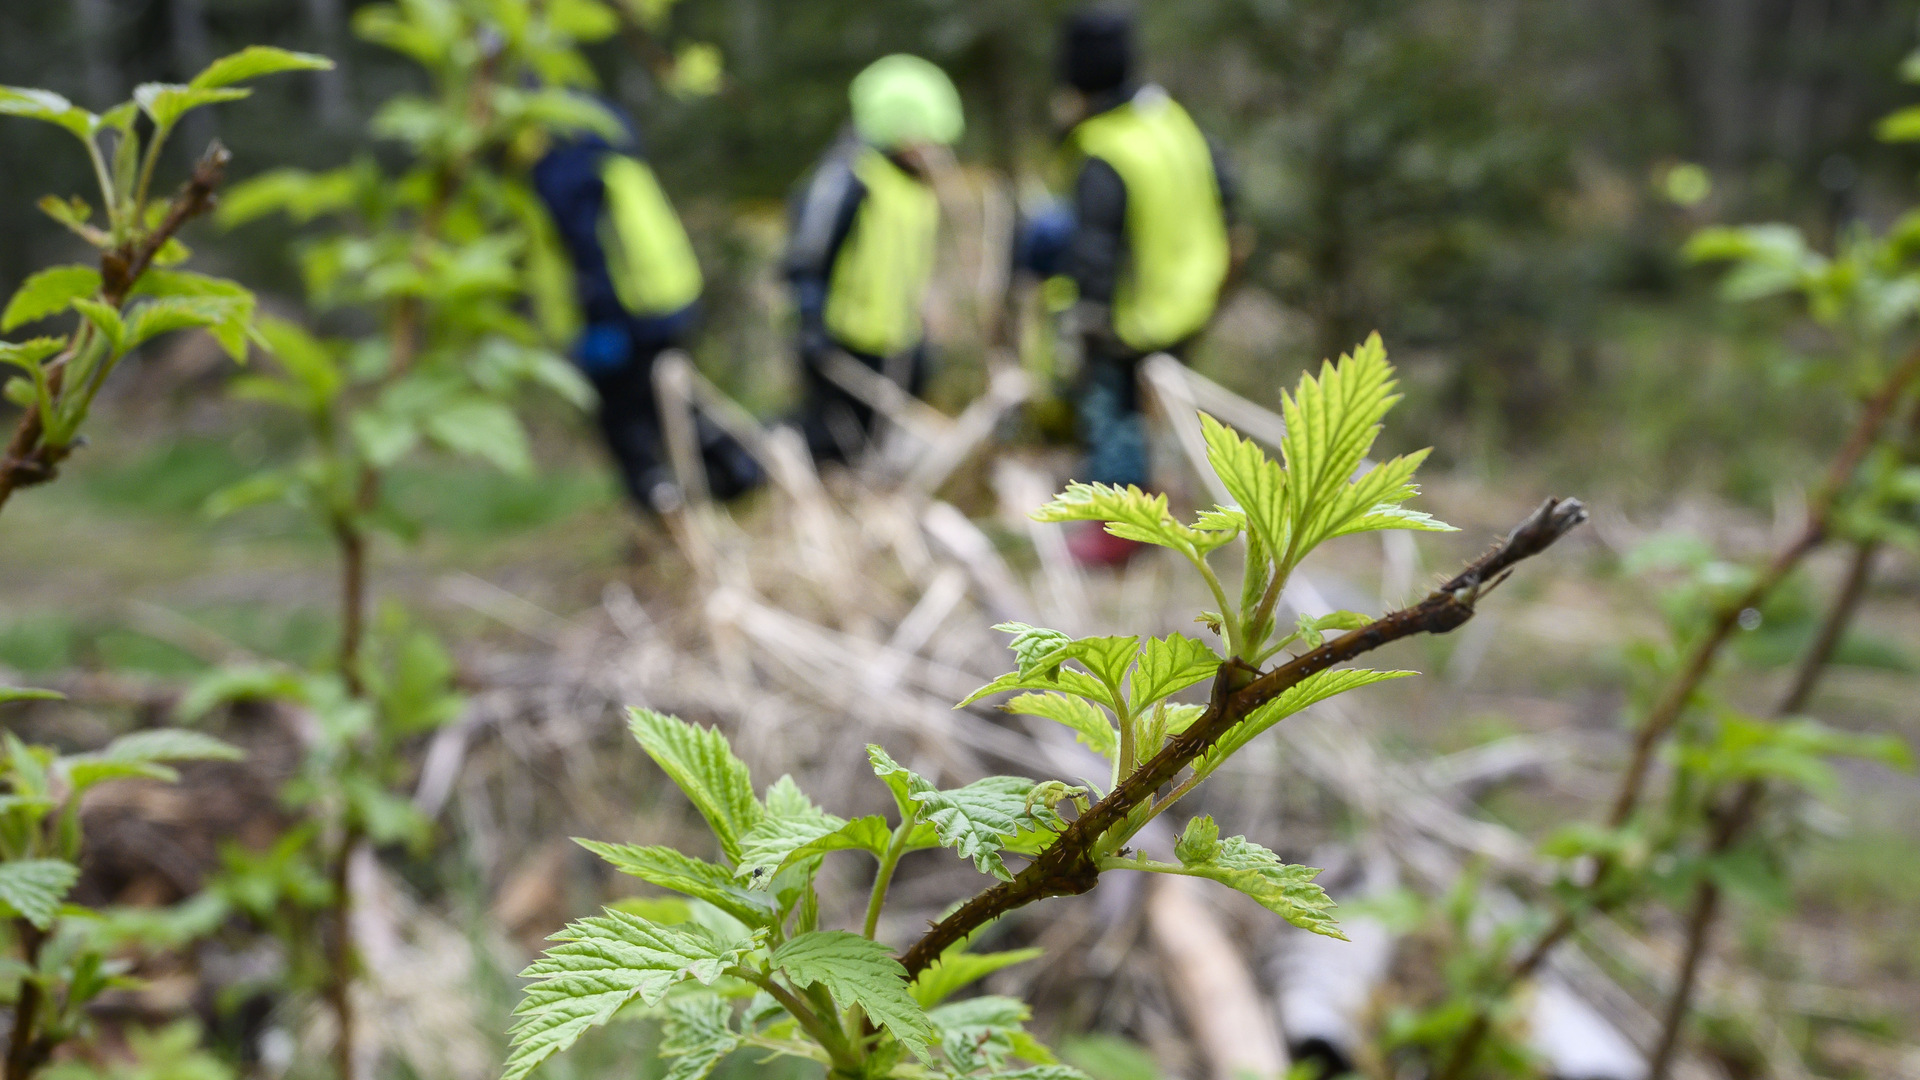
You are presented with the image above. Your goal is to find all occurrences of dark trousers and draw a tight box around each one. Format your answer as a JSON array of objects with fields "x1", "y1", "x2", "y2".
[
  {"x1": 1075, "y1": 345, "x2": 1152, "y2": 490},
  {"x1": 798, "y1": 340, "x2": 929, "y2": 463},
  {"x1": 589, "y1": 345, "x2": 759, "y2": 510}
]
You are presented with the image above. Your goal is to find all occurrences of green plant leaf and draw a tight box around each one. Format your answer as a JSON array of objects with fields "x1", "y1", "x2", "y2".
[
  {"x1": 133, "y1": 83, "x2": 251, "y2": 132},
  {"x1": 172, "y1": 665, "x2": 311, "y2": 722},
  {"x1": 71, "y1": 297, "x2": 125, "y2": 354},
  {"x1": 1003, "y1": 693, "x2": 1116, "y2": 761},
  {"x1": 771, "y1": 931, "x2": 935, "y2": 1057},
  {"x1": 914, "y1": 776, "x2": 1064, "y2": 881},
  {"x1": 189, "y1": 46, "x2": 334, "y2": 90},
  {"x1": 911, "y1": 945, "x2": 1044, "y2": 1007},
  {"x1": 988, "y1": 624, "x2": 1138, "y2": 706},
  {"x1": 1031, "y1": 482, "x2": 1230, "y2": 554},
  {"x1": 1128, "y1": 634, "x2": 1221, "y2": 711},
  {"x1": 735, "y1": 811, "x2": 899, "y2": 886},
  {"x1": 0, "y1": 87, "x2": 97, "y2": 141},
  {"x1": 574, "y1": 840, "x2": 772, "y2": 927},
  {"x1": 1170, "y1": 824, "x2": 1342, "y2": 939},
  {"x1": 0, "y1": 338, "x2": 66, "y2": 375},
  {"x1": 1277, "y1": 334, "x2": 1398, "y2": 555},
  {"x1": 506, "y1": 912, "x2": 755, "y2": 1080},
  {"x1": 626, "y1": 709, "x2": 763, "y2": 865},
  {"x1": 658, "y1": 994, "x2": 739, "y2": 1080},
  {"x1": 732, "y1": 775, "x2": 844, "y2": 885},
  {"x1": 1200, "y1": 668, "x2": 1415, "y2": 774},
  {"x1": 957, "y1": 666, "x2": 1113, "y2": 710},
  {"x1": 1200, "y1": 412, "x2": 1290, "y2": 559},
  {"x1": 125, "y1": 296, "x2": 250, "y2": 357},
  {"x1": 423, "y1": 397, "x2": 532, "y2": 475},
  {"x1": 0, "y1": 859, "x2": 80, "y2": 929},
  {"x1": 61, "y1": 728, "x2": 243, "y2": 792},
  {"x1": 1174, "y1": 815, "x2": 1220, "y2": 864},
  {"x1": 0, "y1": 686, "x2": 64, "y2": 704},
  {"x1": 3, "y1": 266, "x2": 101, "y2": 332}
]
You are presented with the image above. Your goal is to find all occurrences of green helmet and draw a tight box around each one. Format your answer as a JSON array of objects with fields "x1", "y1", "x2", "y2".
[{"x1": 849, "y1": 54, "x2": 964, "y2": 149}]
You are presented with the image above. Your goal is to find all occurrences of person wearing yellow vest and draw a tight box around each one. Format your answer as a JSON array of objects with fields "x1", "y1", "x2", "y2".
[
  {"x1": 1052, "y1": 7, "x2": 1238, "y2": 565},
  {"x1": 531, "y1": 111, "x2": 759, "y2": 515},
  {"x1": 784, "y1": 55, "x2": 962, "y2": 463}
]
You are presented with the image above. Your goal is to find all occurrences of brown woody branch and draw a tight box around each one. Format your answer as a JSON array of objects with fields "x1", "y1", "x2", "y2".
[
  {"x1": 0, "y1": 142, "x2": 231, "y2": 512},
  {"x1": 1436, "y1": 347, "x2": 1920, "y2": 1080},
  {"x1": 899, "y1": 497, "x2": 1589, "y2": 976}
]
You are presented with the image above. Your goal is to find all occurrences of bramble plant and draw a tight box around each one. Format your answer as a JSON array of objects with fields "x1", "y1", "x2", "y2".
[
  {"x1": 182, "y1": 3, "x2": 624, "y2": 1075},
  {"x1": 502, "y1": 338, "x2": 1586, "y2": 1080},
  {"x1": 1421, "y1": 60, "x2": 1920, "y2": 1080},
  {"x1": 0, "y1": 688, "x2": 242, "y2": 1080},
  {"x1": 0, "y1": 47, "x2": 332, "y2": 513}
]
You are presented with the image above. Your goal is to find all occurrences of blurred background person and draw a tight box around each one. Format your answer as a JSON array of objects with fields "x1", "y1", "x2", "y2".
[
  {"x1": 783, "y1": 54, "x2": 964, "y2": 464},
  {"x1": 531, "y1": 108, "x2": 761, "y2": 517},
  {"x1": 1049, "y1": 5, "x2": 1238, "y2": 566}
]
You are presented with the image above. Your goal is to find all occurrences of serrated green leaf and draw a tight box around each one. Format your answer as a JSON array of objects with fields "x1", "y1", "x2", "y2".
[
  {"x1": 1200, "y1": 412, "x2": 1290, "y2": 559},
  {"x1": 957, "y1": 666, "x2": 1113, "y2": 710},
  {"x1": 994, "y1": 623, "x2": 1075, "y2": 678},
  {"x1": 1070, "y1": 636, "x2": 1140, "y2": 690},
  {"x1": 1004, "y1": 693, "x2": 1116, "y2": 761},
  {"x1": 911, "y1": 946, "x2": 1044, "y2": 1007},
  {"x1": 988, "y1": 624, "x2": 1137, "y2": 704},
  {"x1": 732, "y1": 776, "x2": 844, "y2": 885},
  {"x1": 659, "y1": 994, "x2": 739, "y2": 1080},
  {"x1": 3, "y1": 266, "x2": 100, "y2": 332},
  {"x1": 506, "y1": 911, "x2": 753, "y2": 1080},
  {"x1": 735, "y1": 814, "x2": 897, "y2": 886},
  {"x1": 574, "y1": 840, "x2": 774, "y2": 928},
  {"x1": 189, "y1": 46, "x2": 334, "y2": 90},
  {"x1": 771, "y1": 931, "x2": 934, "y2": 1056},
  {"x1": 1031, "y1": 482, "x2": 1230, "y2": 554},
  {"x1": 1279, "y1": 334, "x2": 1397, "y2": 544},
  {"x1": 914, "y1": 776, "x2": 1063, "y2": 880},
  {"x1": 930, "y1": 996, "x2": 1036, "y2": 1072},
  {"x1": 0, "y1": 859, "x2": 80, "y2": 930},
  {"x1": 1128, "y1": 634, "x2": 1221, "y2": 711},
  {"x1": 1170, "y1": 829, "x2": 1342, "y2": 939},
  {"x1": 1200, "y1": 668, "x2": 1415, "y2": 775},
  {"x1": 627, "y1": 709, "x2": 763, "y2": 865},
  {"x1": 1174, "y1": 815, "x2": 1220, "y2": 864}
]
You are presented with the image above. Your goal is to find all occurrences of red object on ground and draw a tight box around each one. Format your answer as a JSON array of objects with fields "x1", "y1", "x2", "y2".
[{"x1": 1067, "y1": 520, "x2": 1150, "y2": 568}]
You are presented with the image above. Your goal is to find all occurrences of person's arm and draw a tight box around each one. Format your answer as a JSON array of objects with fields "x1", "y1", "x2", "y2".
[
  {"x1": 530, "y1": 144, "x2": 626, "y2": 326},
  {"x1": 1066, "y1": 156, "x2": 1128, "y2": 348},
  {"x1": 784, "y1": 156, "x2": 865, "y2": 355}
]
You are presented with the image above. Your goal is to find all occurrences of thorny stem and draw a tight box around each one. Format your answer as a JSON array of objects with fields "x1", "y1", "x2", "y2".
[
  {"x1": 1437, "y1": 350, "x2": 1920, "y2": 1080},
  {"x1": 0, "y1": 143, "x2": 230, "y2": 513},
  {"x1": 1610, "y1": 346, "x2": 1919, "y2": 830},
  {"x1": 899, "y1": 497, "x2": 1587, "y2": 976},
  {"x1": 1644, "y1": 537, "x2": 1881, "y2": 1080}
]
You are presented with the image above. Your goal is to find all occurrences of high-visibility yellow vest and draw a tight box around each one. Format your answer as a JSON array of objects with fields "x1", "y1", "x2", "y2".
[
  {"x1": 597, "y1": 154, "x2": 703, "y2": 318},
  {"x1": 825, "y1": 147, "x2": 940, "y2": 357},
  {"x1": 1069, "y1": 90, "x2": 1229, "y2": 352}
]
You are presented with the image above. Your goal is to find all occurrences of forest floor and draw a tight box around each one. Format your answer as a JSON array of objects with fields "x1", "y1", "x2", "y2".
[{"x1": 2, "y1": 337, "x2": 1916, "y2": 1080}]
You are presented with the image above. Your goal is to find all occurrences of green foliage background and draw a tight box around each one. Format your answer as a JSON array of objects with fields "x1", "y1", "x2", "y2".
[{"x1": 6, "y1": 0, "x2": 1920, "y2": 463}]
